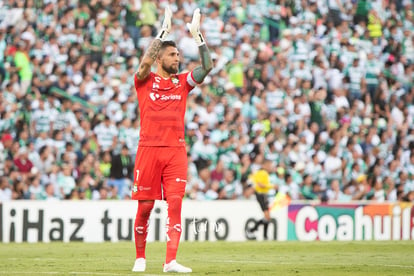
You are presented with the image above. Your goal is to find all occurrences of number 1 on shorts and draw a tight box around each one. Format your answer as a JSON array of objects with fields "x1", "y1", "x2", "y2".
[{"x1": 135, "y1": 169, "x2": 140, "y2": 181}]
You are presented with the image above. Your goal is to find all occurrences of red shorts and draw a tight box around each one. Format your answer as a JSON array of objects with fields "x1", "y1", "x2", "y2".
[{"x1": 131, "y1": 146, "x2": 188, "y2": 200}]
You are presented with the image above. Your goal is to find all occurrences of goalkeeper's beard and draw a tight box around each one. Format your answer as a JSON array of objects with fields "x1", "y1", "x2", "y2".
[{"x1": 162, "y1": 62, "x2": 179, "y2": 75}]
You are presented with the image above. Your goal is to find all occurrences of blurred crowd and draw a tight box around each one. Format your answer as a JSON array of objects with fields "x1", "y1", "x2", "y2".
[{"x1": 0, "y1": 0, "x2": 413, "y2": 203}]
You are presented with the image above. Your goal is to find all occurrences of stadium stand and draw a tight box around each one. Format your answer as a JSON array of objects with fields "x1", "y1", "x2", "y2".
[{"x1": 0, "y1": 0, "x2": 413, "y2": 203}]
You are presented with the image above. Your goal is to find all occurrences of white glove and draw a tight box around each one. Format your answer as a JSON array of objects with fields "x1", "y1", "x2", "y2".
[
  {"x1": 156, "y1": 6, "x2": 172, "y2": 41},
  {"x1": 186, "y1": 8, "x2": 205, "y2": 46}
]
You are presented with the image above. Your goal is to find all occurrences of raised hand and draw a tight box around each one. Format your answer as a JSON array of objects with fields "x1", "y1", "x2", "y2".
[
  {"x1": 186, "y1": 8, "x2": 205, "y2": 46},
  {"x1": 156, "y1": 6, "x2": 173, "y2": 41}
]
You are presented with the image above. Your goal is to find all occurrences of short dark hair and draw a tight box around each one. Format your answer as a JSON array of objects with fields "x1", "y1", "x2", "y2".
[
  {"x1": 161, "y1": 40, "x2": 177, "y2": 48},
  {"x1": 158, "y1": 40, "x2": 177, "y2": 57}
]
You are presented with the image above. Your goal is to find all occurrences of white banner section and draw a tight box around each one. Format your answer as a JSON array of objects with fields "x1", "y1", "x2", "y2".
[{"x1": 0, "y1": 200, "x2": 286, "y2": 243}]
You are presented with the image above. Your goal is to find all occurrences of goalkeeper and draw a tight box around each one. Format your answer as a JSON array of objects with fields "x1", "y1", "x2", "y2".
[{"x1": 131, "y1": 6, "x2": 213, "y2": 273}]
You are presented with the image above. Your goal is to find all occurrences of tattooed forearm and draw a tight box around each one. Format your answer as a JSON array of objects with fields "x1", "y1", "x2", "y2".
[
  {"x1": 137, "y1": 63, "x2": 150, "y2": 79},
  {"x1": 192, "y1": 44, "x2": 213, "y2": 83},
  {"x1": 136, "y1": 39, "x2": 163, "y2": 80},
  {"x1": 192, "y1": 66, "x2": 208, "y2": 83},
  {"x1": 146, "y1": 39, "x2": 162, "y2": 61},
  {"x1": 199, "y1": 44, "x2": 213, "y2": 72}
]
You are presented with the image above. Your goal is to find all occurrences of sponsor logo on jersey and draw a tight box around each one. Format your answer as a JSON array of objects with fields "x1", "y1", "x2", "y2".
[
  {"x1": 172, "y1": 77, "x2": 179, "y2": 85},
  {"x1": 149, "y1": 92, "x2": 160, "y2": 101},
  {"x1": 149, "y1": 92, "x2": 182, "y2": 101},
  {"x1": 160, "y1": 94, "x2": 182, "y2": 100}
]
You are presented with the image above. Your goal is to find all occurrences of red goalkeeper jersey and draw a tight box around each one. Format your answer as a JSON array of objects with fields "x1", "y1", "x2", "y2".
[{"x1": 134, "y1": 71, "x2": 198, "y2": 147}]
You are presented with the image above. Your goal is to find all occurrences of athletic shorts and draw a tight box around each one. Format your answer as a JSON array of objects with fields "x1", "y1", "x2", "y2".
[
  {"x1": 255, "y1": 192, "x2": 269, "y2": 211},
  {"x1": 131, "y1": 146, "x2": 188, "y2": 200}
]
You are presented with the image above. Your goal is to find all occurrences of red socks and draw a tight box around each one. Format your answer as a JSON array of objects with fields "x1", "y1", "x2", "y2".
[
  {"x1": 165, "y1": 195, "x2": 183, "y2": 264},
  {"x1": 134, "y1": 200, "x2": 154, "y2": 259},
  {"x1": 134, "y1": 197, "x2": 183, "y2": 264}
]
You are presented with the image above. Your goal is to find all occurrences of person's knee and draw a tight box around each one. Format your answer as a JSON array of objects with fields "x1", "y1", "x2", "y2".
[
  {"x1": 167, "y1": 195, "x2": 183, "y2": 203},
  {"x1": 167, "y1": 195, "x2": 182, "y2": 211},
  {"x1": 137, "y1": 200, "x2": 155, "y2": 217},
  {"x1": 166, "y1": 195, "x2": 183, "y2": 226}
]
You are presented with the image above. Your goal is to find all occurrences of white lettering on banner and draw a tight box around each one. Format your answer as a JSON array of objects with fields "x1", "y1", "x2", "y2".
[
  {"x1": 393, "y1": 205, "x2": 401, "y2": 240},
  {"x1": 374, "y1": 215, "x2": 391, "y2": 240},
  {"x1": 296, "y1": 206, "x2": 318, "y2": 241},
  {"x1": 336, "y1": 215, "x2": 353, "y2": 241},
  {"x1": 191, "y1": 217, "x2": 223, "y2": 235},
  {"x1": 318, "y1": 215, "x2": 336, "y2": 241},
  {"x1": 393, "y1": 205, "x2": 412, "y2": 240},
  {"x1": 294, "y1": 205, "x2": 414, "y2": 242},
  {"x1": 402, "y1": 206, "x2": 411, "y2": 240},
  {"x1": 0, "y1": 201, "x2": 412, "y2": 243},
  {"x1": 354, "y1": 207, "x2": 372, "y2": 240}
]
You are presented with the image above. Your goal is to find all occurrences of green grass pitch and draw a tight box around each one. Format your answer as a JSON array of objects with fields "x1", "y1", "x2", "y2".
[{"x1": 0, "y1": 241, "x2": 413, "y2": 275}]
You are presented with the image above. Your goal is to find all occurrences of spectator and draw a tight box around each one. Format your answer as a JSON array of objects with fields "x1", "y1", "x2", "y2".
[
  {"x1": 0, "y1": 176, "x2": 12, "y2": 201},
  {"x1": 218, "y1": 169, "x2": 243, "y2": 200},
  {"x1": 191, "y1": 133, "x2": 217, "y2": 169},
  {"x1": 35, "y1": 145, "x2": 54, "y2": 177},
  {"x1": 301, "y1": 174, "x2": 319, "y2": 200},
  {"x1": 13, "y1": 40, "x2": 32, "y2": 98},
  {"x1": 44, "y1": 183, "x2": 59, "y2": 201},
  {"x1": 0, "y1": 133, "x2": 14, "y2": 177},
  {"x1": 108, "y1": 145, "x2": 132, "y2": 199},
  {"x1": 13, "y1": 147, "x2": 33, "y2": 174},
  {"x1": 93, "y1": 115, "x2": 118, "y2": 152},
  {"x1": 99, "y1": 151, "x2": 112, "y2": 178},
  {"x1": 326, "y1": 179, "x2": 351, "y2": 202},
  {"x1": 28, "y1": 174, "x2": 45, "y2": 200},
  {"x1": 30, "y1": 98, "x2": 53, "y2": 136},
  {"x1": 210, "y1": 158, "x2": 225, "y2": 183},
  {"x1": 57, "y1": 163, "x2": 76, "y2": 199}
]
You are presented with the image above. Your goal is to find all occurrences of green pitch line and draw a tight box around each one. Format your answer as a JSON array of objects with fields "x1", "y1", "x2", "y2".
[{"x1": 0, "y1": 241, "x2": 413, "y2": 275}]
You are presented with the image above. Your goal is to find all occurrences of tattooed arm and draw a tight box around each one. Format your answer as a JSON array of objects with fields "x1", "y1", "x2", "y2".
[
  {"x1": 135, "y1": 6, "x2": 172, "y2": 80},
  {"x1": 192, "y1": 44, "x2": 213, "y2": 83},
  {"x1": 186, "y1": 9, "x2": 213, "y2": 83},
  {"x1": 135, "y1": 39, "x2": 163, "y2": 80}
]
